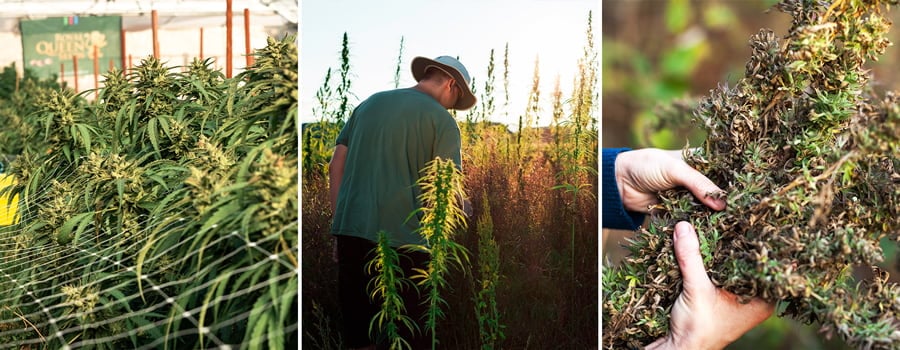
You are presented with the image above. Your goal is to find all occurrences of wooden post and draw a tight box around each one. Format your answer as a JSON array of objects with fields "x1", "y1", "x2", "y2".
[
  {"x1": 60, "y1": 63, "x2": 64, "y2": 88},
  {"x1": 244, "y1": 8, "x2": 253, "y2": 67},
  {"x1": 152, "y1": 10, "x2": 160, "y2": 59},
  {"x1": 109, "y1": 59, "x2": 114, "y2": 71},
  {"x1": 226, "y1": 0, "x2": 233, "y2": 78},
  {"x1": 128, "y1": 54, "x2": 133, "y2": 70},
  {"x1": 199, "y1": 27, "x2": 204, "y2": 59},
  {"x1": 73, "y1": 56, "x2": 79, "y2": 92},
  {"x1": 93, "y1": 46, "x2": 99, "y2": 98},
  {"x1": 120, "y1": 28, "x2": 126, "y2": 70}
]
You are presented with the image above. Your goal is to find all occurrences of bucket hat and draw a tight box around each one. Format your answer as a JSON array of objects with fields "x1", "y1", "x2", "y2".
[{"x1": 411, "y1": 55, "x2": 476, "y2": 110}]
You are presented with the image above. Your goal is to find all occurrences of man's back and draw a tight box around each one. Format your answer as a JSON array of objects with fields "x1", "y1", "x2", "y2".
[{"x1": 331, "y1": 87, "x2": 462, "y2": 247}]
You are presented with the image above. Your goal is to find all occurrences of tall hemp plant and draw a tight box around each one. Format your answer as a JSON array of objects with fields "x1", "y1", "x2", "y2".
[
  {"x1": 303, "y1": 32, "x2": 354, "y2": 177},
  {"x1": 367, "y1": 230, "x2": 417, "y2": 350},
  {"x1": 408, "y1": 158, "x2": 470, "y2": 349},
  {"x1": 363, "y1": 157, "x2": 471, "y2": 349},
  {"x1": 474, "y1": 193, "x2": 504, "y2": 350},
  {"x1": 603, "y1": 1, "x2": 900, "y2": 348}
]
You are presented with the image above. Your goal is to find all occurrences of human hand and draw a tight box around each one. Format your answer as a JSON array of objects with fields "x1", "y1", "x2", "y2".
[
  {"x1": 615, "y1": 148, "x2": 725, "y2": 213},
  {"x1": 646, "y1": 222, "x2": 774, "y2": 350}
]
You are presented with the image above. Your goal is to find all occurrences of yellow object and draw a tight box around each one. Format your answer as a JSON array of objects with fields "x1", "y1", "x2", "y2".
[{"x1": 0, "y1": 175, "x2": 19, "y2": 226}]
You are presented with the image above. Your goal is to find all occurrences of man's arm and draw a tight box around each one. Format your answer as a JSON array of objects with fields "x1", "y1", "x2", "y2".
[{"x1": 329, "y1": 144, "x2": 348, "y2": 213}]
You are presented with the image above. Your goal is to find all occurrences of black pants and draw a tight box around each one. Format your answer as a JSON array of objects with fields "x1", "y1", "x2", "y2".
[{"x1": 337, "y1": 235, "x2": 430, "y2": 349}]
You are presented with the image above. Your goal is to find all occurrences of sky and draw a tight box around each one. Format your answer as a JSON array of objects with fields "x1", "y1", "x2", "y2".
[{"x1": 300, "y1": 0, "x2": 599, "y2": 128}]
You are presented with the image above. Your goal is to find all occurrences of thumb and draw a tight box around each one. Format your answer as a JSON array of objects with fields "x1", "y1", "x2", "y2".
[{"x1": 673, "y1": 221, "x2": 713, "y2": 295}]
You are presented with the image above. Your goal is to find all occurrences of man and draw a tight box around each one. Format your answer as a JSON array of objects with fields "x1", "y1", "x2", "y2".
[{"x1": 329, "y1": 55, "x2": 475, "y2": 350}]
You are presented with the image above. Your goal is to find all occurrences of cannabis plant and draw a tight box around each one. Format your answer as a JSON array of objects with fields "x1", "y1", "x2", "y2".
[
  {"x1": 474, "y1": 193, "x2": 504, "y2": 350},
  {"x1": 368, "y1": 230, "x2": 417, "y2": 350},
  {"x1": 603, "y1": 0, "x2": 900, "y2": 349},
  {"x1": 0, "y1": 35, "x2": 299, "y2": 349},
  {"x1": 409, "y1": 157, "x2": 470, "y2": 349}
]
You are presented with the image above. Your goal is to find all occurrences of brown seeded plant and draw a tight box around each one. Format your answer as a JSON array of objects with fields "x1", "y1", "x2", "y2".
[{"x1": 603, "y1": 0, "x2": 900, "y2": 349}]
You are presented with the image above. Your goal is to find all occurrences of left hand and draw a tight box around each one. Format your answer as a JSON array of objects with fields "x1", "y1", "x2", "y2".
[{"x1": 615, "y1": 148, "x2": 726, "y2": 213}]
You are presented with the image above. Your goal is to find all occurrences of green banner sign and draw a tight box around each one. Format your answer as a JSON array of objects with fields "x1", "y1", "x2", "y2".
[{"x1": 20, "y1": 16, "x2": 122, "y2": 79}]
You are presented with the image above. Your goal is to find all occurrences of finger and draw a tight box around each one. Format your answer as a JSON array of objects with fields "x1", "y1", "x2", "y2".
[
  {"x1": 749, "y1": 299, "x2": 775, "y2": 318},
  {"x1": 722, "y1": 293, "x2": 775, "y2": 331},
  {"x1": 664, "y1": 149, "x2": 685, "y2": 160},
  {"x1": 720, "y1": 288, "x2": 775, "y2": 316},
  {"x1": 670, "y1": 161, "x2": 726, "y2": 211},
  {"x1": 673, "y1": 222, "x2": 713, "y2": 294},
  {"x1": 742, "y1": 296, "x2": 775, "y2": 317},
  {"x1": 664, "y1": 148, "x2": 700, "y2": 160}
]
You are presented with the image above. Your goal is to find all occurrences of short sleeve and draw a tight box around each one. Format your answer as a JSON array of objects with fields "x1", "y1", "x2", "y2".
[
  {"x1": 335, "y1": 110, "x2": 355, "y2": 146},
  {"x1": 433, "y1": 115, "x2": 462, "y2": 169}
]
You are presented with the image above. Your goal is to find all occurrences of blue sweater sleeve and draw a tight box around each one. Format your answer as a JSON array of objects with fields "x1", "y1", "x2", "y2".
[{"x1": 602, "y1": 148, "x2": 645, "y2": 230}]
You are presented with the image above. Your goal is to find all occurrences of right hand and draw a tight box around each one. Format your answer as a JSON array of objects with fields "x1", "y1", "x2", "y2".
[{"x1": 646, "y1": 222, "x2": 774, "y2": 350}]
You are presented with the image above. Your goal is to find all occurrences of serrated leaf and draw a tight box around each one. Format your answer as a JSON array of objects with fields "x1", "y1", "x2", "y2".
[{"x1": 58, "y1": 212, "x2": 92, "y2": 246}]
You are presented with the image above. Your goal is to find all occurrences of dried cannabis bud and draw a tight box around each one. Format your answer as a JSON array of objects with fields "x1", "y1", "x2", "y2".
[{"x1": 603, "y1": 0, "x2": 900, "y2": 348}]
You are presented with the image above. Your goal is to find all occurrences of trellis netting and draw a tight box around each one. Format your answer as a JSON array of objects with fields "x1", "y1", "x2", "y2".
[{"x1": 0, "y1": 34, "x2": 297, "y2": 349}]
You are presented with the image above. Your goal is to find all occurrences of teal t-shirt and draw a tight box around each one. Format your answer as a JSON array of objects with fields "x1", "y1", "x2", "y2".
[{"x1": 331, "y1": 88, "x2": 462, "y2": 247}]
